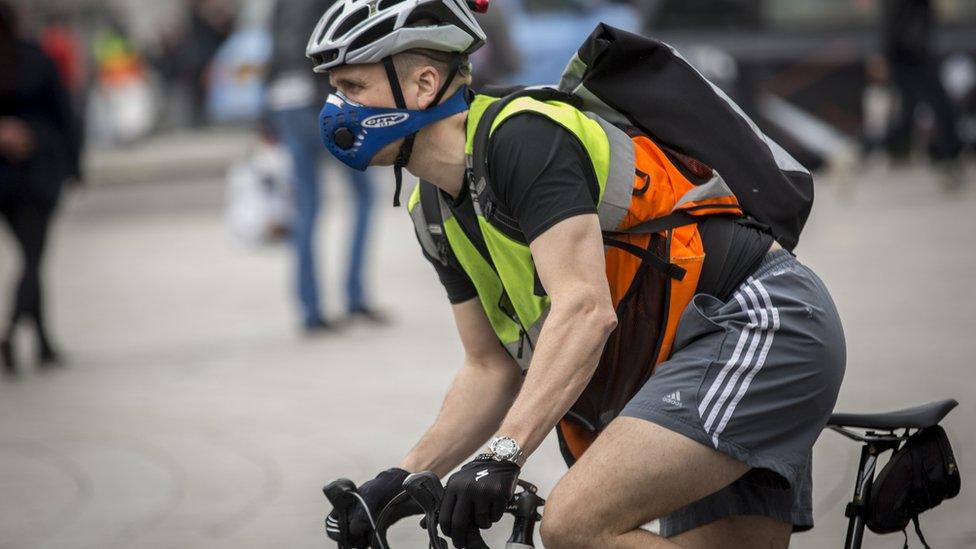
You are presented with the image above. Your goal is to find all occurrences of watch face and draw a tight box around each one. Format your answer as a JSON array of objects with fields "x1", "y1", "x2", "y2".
[{"x1": 492, "y1": 437, "x2": 518, "y2": 459}]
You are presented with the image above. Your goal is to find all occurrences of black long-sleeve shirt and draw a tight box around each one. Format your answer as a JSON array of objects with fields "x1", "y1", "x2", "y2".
[
  {"x1": 881, "y1": 0, "x2": 934, "y2": 66},
  {"x1": 0, "y1": 40, "x2": 79, "y2": 206}
]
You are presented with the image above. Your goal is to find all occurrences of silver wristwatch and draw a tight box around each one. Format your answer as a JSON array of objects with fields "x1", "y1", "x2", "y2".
[{"x1": 486, "y1": 436, "x2": 526, "y2": 467}]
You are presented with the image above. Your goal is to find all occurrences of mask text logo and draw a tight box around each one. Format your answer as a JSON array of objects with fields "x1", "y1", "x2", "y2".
[{"x1": 362, "y1": 113, "x2": 410, "y2": 128}]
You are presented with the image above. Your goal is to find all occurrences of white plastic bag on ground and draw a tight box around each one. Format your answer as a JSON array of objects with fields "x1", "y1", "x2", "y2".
[
  {"x1": 225, "y1": 141, "x2": 293, "y2": 246},
  {"x1": 86, "y1": 74, "x2": 158, "y2": 146}
]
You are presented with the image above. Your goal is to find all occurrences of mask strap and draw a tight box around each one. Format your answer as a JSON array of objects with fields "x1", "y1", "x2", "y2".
[
  {"x1": 382, "y1": 56, "x2": 407, "y2": 109},
  {"x1": 383, "y1": 56, "x2": 412, "y2": 207},
  {"x1": 381, "y1": 55, "x2": 463, "y2": 207},
  {"x1": 430, "y1": 55, "x2": 462, "y2": 107}
]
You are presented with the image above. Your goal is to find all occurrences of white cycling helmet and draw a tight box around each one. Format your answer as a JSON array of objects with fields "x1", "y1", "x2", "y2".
[{"x1": 306, "y1": 0, "x2": 488, "y2": 73}]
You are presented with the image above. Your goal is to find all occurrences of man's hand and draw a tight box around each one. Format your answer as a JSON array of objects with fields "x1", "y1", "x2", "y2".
[
  {"x1": 325, "y1": 468, "x2": 421, "y2": 547},
  {"x1": 439, "y1": 456, "x2": 520, "y2": 548},
  {"x1": 0, "y1": 117, "x2": 35, "y2": 163}
]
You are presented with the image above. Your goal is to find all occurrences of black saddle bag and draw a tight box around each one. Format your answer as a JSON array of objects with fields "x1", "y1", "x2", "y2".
[{"x1": 866, "y1": 425, "x2": 961, "y2": 540}]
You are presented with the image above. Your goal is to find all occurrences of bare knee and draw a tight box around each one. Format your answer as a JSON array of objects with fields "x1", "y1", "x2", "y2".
[
  {"x1": 539, "y1": 499, "x2": 589, "y2": 548},
  {"x1": 540, "y1": 480, "x2": 610, "y2": 549}
]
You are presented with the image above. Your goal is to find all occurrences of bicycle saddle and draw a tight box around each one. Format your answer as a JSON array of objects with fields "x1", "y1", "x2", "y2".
[{"x1": 828, "y1": 399, "x2": 958, "y2": 430}]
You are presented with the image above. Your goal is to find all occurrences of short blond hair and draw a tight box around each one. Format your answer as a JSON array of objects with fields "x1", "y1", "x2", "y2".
[{"x1": 392, "y1": 48, "x2": 472, "y2": 97}]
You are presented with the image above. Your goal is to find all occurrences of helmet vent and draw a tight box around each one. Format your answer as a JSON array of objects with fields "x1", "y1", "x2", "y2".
[
  {"x1": 333, "y1": 6, "x2": 369, "y2": 39},
  {"x1": 378, "y1": 0, "x2": 408, "y2": 10},
  {"x1": 348, "y1": 16, "x2": 398, "y2": 53},
  {"x1": 312, "y1": 49, "x2": 340, "y2": 67},
  {"x1": 318, "y1": 10, "x2": 343, "y2": 43},
  {"x1": 406, "y1": 4, "x2": 465, "y2": 34}
]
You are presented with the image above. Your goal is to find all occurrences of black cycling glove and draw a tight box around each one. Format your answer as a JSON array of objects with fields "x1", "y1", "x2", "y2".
[
  {"x1": 439, "y1": 457, "x2": 520, "y2": 548},
  {"x1": 326, "y1": 467, "x2": 422, "y2": 547}
]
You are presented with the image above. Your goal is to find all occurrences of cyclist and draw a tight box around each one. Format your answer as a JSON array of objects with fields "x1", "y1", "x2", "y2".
[{"x1": 308, "y1": 1, "x2": 846, "y2": 547}]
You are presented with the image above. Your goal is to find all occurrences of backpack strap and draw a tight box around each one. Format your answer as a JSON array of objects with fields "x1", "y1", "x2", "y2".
[
  {"x1": 913, "y1": 516, "x2": 931, "y2": 549},
  {"x1": 470, "y1": 87, "x2": 581, "y2": 226},
  {"x1": 470, "y1": 88, "x2": 692, "y2": 281},
  {"x1": 417, "y1": 181, "x2": 456, "y2": 270},
  {"x1": 604, "y1": 210, "x2": 700, "y2": 237},
  {"x1": 902, "y1": 515, "x2": 932, "y2": 549}
]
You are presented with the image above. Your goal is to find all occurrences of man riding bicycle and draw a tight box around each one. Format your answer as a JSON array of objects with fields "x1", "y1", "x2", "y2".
[{"x1": 308, "y1": 1, "x2": 846, "y2": 547}]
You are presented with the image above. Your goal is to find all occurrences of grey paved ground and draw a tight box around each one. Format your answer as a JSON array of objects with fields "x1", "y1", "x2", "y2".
[{"x1": 1, "y1": 163, "x2": 974, "y2": 549}]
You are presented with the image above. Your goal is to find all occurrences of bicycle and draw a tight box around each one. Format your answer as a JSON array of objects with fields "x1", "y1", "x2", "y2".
[{"x1": 323, "y1": 398, "x2": 959, "y2": 549}]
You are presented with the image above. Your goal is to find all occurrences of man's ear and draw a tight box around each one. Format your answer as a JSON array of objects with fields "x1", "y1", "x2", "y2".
[{"x1": 415, "y1": 65, "x2": 442, "y2": 110}]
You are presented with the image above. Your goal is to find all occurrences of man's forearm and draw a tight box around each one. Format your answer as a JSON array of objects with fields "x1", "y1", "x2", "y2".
[
  {"x1": 399, "y1": 356, "x2": 522, "y2": 478},
  {"x1": 497, "y1": 300, "x2": 616, "y2": 458}
]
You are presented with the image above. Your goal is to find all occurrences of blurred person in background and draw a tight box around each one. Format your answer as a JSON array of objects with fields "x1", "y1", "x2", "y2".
[
  {"x1": 636, "y1": 0, "x2": 761, "y2": 31},
  {"x1": 91, "y1": 16, "x2": 140, "y2": 91},
  {"x1": 184, "y1": 0, "x2": 234, "y2": 127},
  {"x1": 265, "y1": 0, "x2": 384, "y2": 333},
  {"x1": 39, "y1": 9, "x2": 87, "y2": 168},
  {"x1": 147, "y1": 17, "x2": 188, "y2": 130},
  {"x1": 0, "y1": 1, "x2": 80, "y2": 375},
  {"x1": 40, "y1": 11, "x2": 85, "y2": 101},
  {"x1": 880, "y1": 0, "x2": 965, "y2": 188},
  {"x1": 469, "y1": 0, "x2": 521, "y2": 90},
  {"x1": 88, "y1": 13, "x2": 157, "y2": 145}
]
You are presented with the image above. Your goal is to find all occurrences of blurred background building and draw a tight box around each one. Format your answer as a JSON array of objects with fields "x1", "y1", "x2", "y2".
[{"x1": 2, "y1": 0, "x2": 972, "y2": 175}]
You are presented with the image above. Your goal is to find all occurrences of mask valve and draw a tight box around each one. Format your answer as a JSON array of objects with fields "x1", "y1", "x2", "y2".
[{"x1": 334, "y1": 128, "x2": 356, "y2": 149}]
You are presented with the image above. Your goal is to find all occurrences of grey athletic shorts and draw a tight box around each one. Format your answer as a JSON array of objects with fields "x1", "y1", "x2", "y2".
[{"x1": 620, "y1": 248, "x2": 846, "y2": 536}]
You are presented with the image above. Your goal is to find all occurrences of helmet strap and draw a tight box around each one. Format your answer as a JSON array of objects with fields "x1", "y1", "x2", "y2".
[{"x1": 381, "y1": 54, "x2": 463, "y2": 207}]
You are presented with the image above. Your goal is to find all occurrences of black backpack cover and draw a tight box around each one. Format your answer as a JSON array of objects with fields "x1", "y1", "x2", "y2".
[{"x1": 554, "y1": 23, "x2": 815, "y2": 250}]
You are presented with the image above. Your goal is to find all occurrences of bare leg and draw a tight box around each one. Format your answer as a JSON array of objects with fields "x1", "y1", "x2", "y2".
[
  {"x1": 540, "y1": 417, "x2": 790, "y2": 548},
  {"x1": 670, "y1": 515, "x2": 791, "y2": 549}
]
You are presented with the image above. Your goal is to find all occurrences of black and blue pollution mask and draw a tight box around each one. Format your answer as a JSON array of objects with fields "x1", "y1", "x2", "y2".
[{"x1": 318, "y1": 86, "x2": 470, "y2": 172}]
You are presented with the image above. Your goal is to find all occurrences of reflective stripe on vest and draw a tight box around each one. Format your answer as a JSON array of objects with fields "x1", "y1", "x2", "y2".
[{"x1": 464, "y1": 95, "x2": 636, "y2": 233}]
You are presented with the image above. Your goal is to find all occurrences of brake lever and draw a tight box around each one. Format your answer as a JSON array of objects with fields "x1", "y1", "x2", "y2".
[
  {"x1": 323, "y1": 479, "x2": 359, "y2": 549},
  {"x1": 506, "y1": 480, "x2": 545, "y2": 548},
  {"x1": 403, "y1": 472, "x2": 449, "y2": 549}
]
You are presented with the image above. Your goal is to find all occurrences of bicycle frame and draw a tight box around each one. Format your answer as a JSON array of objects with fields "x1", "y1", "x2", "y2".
[{"x1": 829, "y1": 426, "x2": 907, "y2": 549}]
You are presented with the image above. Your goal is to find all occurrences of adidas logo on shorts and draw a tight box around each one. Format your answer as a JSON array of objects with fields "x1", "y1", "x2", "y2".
[{"x1": 662, "y1": 391, "x2": 682, "y2": 407}]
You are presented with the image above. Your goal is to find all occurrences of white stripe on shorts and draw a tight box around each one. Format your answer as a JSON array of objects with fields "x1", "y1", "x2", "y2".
[
  {"x1": 697, "y1": 289, "x2": 756, "y2": 419},
  {"x1": 710, "y1": 278, "x2": 781, "y2": 446},
  {"x1": 701, "y1": 284, "x2": 767, "y2": 435}
]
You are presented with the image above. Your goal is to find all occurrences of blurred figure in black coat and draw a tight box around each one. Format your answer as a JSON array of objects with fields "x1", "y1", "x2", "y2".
[
  {"x1": 880, "y1": 0, "x2": 964, "y2": 187},
  {"x1": 0, "y1": 1, "x2": 80, "y2": 375}
]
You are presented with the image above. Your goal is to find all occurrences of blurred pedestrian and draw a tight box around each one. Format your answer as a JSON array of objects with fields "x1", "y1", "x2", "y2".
[
  {"x1": 0, "y1": 1, "x2": 80, "y2": 375},
  {"x1": 637, "y1": 0, "x2": 761, "y2": 31},
  {"x1": 40, "y1": 10, "x2": 87, "y2": 169},
  {"x1": 265, "y1": 0, "x2": 384, "y2": 333},
  {"x1": 40, "y1": 13, "x2": 85, "y2": 97},
  {"x1": 184, "y1": 0, "x2": 234, "y2": 127},
  {"x1": 469, "y1": 0, "x2": 521, "y2": 90},
  {"x1": 87, "y1": 14, "x2": 159, "y2": 145},
  {"x1": 880, "y1": 0, "x2": 965, "y2": 187},
  {"x1": 147, "y1": 17, "x2": 190, "y2": 130}
]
